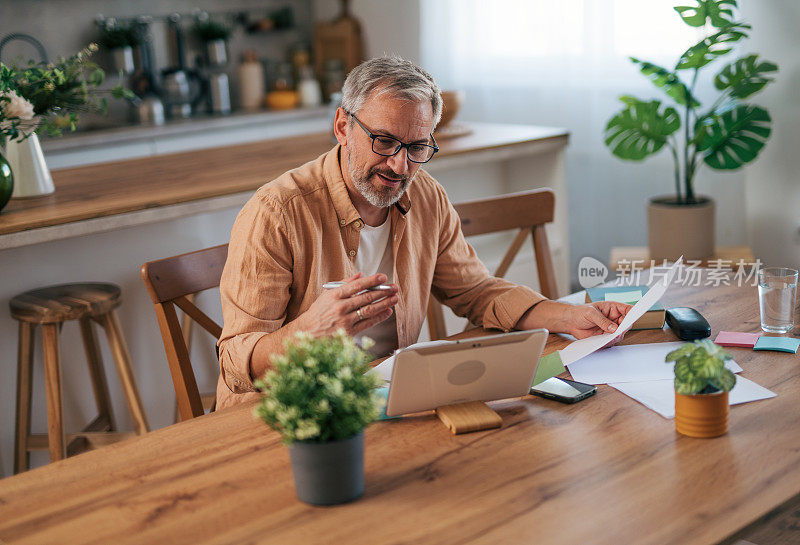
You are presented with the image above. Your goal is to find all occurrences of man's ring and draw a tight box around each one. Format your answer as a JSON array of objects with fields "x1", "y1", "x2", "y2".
[{"x1": 357, "y1": 308, "x2": 364, "y2": 320}]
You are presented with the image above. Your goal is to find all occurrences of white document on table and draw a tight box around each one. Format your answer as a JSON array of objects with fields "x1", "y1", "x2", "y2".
[
  {"x1": 609, "y1": 376, "x2": 776, "y2": 418},
  {"x1": 565, "y1": 341, "x2": 743, "y2": 385},
  {"x1": 559, "y1": 257, "x2": 684, "y2": 366},
  {"x1": 366, "y1": 339, "x2": 453, "y2": 383}
]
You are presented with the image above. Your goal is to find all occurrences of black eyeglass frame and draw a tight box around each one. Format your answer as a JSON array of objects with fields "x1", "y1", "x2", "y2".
[{"x1": 345, "y1": 110, "x2": 439, "y2": 164}]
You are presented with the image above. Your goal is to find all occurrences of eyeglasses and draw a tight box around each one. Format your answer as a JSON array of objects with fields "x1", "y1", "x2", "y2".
[{"x1": 346, "y1": 111, "x2": 439, "y2": 164}]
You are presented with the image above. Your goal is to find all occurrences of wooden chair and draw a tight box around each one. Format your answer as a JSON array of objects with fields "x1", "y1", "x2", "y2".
[
  {"x1": 427, "y1": 188, "x2": 559, "y2": 340},
  {"x1": 140, "y1": 245, "x2": 227, "y2": 421},
  {"x1": 11, "y1": 282, "x2": 150, "y2": 473}
]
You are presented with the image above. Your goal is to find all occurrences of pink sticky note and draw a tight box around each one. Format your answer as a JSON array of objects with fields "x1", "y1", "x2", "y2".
[{"x1": 714, "y1": 331, "x2": 762, "y2": 348}]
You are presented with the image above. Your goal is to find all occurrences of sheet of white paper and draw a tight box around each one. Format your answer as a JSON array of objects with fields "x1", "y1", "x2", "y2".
[
  {"x1": 566, "y1": 341, "x2": 742, "y2": 384},
  {"x1": 616, "y1": 256, "x2": 682, "y2": 332},
  {"x1": 558, "y1": 331, "x2": 618, "y2": 366},
  {"x1": 365, "y1": 339, "x2": 453, "y2": 383},
  {"x1": 558, "y1": 257, "x2": 683, "y2": 366},
  {"x1": 609, "y1": 376, "x2": 776, "y2": 418}
]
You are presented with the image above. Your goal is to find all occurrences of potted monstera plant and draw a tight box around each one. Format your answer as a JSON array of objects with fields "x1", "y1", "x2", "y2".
[
  {"x1": 604, "y1": 0, "x2": 778, "y2": 261},
  {"x1": 667, "y1": 340, "x2": 736, "y2": 438},
  {"x1": 254, "y1": 331, "x2": 384, "y2": 505}
]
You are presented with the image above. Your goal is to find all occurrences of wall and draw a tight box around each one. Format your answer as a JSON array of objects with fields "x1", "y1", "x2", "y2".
[
  {"x1": 338, "y1": 0, "x2": 796, "y2": 283},
  {"x1": 742, "y1": 0, "x2": 800, "y2": 269}
]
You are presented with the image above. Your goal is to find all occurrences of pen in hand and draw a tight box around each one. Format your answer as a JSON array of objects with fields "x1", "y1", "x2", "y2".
[{"x1": 323, "y1": 281, "x2": 394, "y2": 291}]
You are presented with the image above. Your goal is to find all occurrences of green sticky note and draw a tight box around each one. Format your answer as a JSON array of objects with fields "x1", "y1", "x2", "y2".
[
  {"x1": 533, "y1": 351, "x2": 566, "y2": 386},
  {"x1": 604, "y1": 290, "x2": 643, "y2": 305}
]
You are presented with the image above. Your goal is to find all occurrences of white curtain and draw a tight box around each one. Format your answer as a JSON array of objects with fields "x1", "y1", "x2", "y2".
[{"x1": 421, "y1": 0, "x2": 746, "y2": 287}]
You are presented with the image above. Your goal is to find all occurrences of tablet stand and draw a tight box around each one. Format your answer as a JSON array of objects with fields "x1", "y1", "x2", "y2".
[{"x1": 436, "y1": 401, "x2": 502, "y2": 434}]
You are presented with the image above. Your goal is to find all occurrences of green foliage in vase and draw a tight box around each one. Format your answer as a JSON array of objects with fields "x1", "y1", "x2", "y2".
[
  {"x1": 604, "y1": 0, "x2": 778, "y2": 204},
  {"x1": 666, "y1": 339, "x2": 736, "y2": 395},
  {"x1": 254, "y1": 330, "x2": 385, "y2": 445},
  {"x1": 192, "y1": 19, "x2": 233, "y2": 42},
  {"x1": 96, "y1": 23, "x2": 141, "y2": 50},
  {"x1": 0, "y1": 44, "x2": 134, "y2": 142}
]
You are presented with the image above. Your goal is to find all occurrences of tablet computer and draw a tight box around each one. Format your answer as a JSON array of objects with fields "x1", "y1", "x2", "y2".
[{"x1": 385, "y1": 329, "x2": 548, "y2": 417}]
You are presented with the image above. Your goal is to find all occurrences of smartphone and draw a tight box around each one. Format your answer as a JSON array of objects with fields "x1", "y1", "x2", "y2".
[
  {"x1": 530, "y1": 377, "x2": 597, "y2": 404},
  {"x1": 322, "y1": 281, "x2": 393, "y2": 291}
]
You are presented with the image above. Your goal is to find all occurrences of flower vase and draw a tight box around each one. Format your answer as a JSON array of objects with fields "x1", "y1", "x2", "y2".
[
  {"x1": 0, "y1": 147, "x2": 13, "y2": 212},
  {"x1": 5, "y1": 133, "x2": 55, "y2": 198}
]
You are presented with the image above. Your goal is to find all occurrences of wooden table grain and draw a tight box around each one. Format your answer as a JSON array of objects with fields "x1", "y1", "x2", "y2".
[{"x1": 0, "y1": 282, "x2": 797, "y2": 545}]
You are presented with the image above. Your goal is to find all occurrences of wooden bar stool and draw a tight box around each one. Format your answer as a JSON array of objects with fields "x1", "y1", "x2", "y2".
[{"x1": 11, "y1": 282, "x2": 150, "y2": 473}]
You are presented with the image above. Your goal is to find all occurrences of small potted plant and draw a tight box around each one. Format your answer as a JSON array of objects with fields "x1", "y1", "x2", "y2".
[
  {"x1": 666, "y1": 340, "x2": 736, "y2": 438},
  {"x1": 254, "y1": 330, "x2": 384, "y2": 505},
  {"x1": 96, "y1": 19, "x2": 141, "y2": 75},
  {"x1": 604, "y1": 0, "x2": 778, "y2": 261},
  {"x1": 192, "y1": 13, "x2": 233, "y2": 66}
]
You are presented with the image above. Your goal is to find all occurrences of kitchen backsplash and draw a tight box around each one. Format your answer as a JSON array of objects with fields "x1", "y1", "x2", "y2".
[{"x1": 0, "y1": 0, "x2": 314, "y2": 130}]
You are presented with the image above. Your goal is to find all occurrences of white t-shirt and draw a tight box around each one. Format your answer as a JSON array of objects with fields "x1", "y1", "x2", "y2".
[{"x1": 353, "y1": 217, "x2": 398, "y2": 357}]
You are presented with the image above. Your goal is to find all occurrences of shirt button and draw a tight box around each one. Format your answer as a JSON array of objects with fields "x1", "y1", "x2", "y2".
[
  {"x1": 349, "y1": 249, "x2": 356, "y2": 257},
  {"x1": 354, "y1": 220, "x2": 363, "y2": 229},
  {"x1": 340, "y1": 219, "x2": 347, "y2": 226}
]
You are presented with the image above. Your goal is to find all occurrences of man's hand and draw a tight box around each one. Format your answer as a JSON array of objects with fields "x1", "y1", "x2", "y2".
[
  {"x1": 566, "y1": 301, "x2": 631, "y2": 339},
  {"x1": 295, "y1": 272, "x2": 399, "y2": 338},
  {"x1": 516, "y1": 300, "x2": 631, "y2": 339}
]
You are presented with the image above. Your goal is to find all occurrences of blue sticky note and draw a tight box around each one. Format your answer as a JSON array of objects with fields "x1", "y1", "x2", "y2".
[
  {"x1": 375, "y1": 386, "x2": 401, "y2": 420},
  {"x1": 754, "y1": 336, "x2": 800, "y2": 354}
]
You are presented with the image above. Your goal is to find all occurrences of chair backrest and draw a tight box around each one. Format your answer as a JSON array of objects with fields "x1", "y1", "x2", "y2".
[
  {"x1": 140, "y1": 244, "x2": 228, "y2": 421},
  {"x1": 427, "y1": 188, "x2": 558, "y2": 340}
]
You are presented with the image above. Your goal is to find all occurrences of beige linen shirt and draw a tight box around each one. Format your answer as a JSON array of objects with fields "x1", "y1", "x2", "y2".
[{"x1": 215, "y1": 145, "x2": 546, "y2": 410}]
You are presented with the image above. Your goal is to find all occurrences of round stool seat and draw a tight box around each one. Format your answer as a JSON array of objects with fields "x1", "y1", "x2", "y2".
[{"x1": 10, "y1": 282, "x2": 122, "y2": 324}]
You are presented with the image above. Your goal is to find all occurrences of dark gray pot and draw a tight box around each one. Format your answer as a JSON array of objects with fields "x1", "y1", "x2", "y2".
[{"x1": 288, "y1": 432, "x2": 364, "y2": 505}]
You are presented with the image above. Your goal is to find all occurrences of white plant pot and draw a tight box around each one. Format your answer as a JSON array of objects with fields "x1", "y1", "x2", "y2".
[{"x1": 5, "y1": 133, "x2": 55, "y2": 198}]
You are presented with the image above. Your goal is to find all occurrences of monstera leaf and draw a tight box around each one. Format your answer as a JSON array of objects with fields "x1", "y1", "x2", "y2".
[
  {"x1": 694, "y1": 104, "x2": 771, "y2": 169},
  {"x1": 714, "y1": 54, "x2": 778, "y2": 98},
  {"x1": 630, "y1": 58, "x2": 700, "y2": 107},
  {"x1": 676, "y1": 23, "x2": 750, "y2": 70},
  {"x1": 674, "y1": 0, "x2": 738, "y2": 28},
  {"x1": 605, "y1": 97, "x2": 680, "y2": 161}
]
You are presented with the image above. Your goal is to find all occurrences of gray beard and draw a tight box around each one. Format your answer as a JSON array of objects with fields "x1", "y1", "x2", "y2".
[{"x1": 348, "y1": 154, "x2": 412, "y2": 208}]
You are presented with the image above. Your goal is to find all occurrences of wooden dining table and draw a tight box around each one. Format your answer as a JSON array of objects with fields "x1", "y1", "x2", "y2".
[{"x1": 0, "y1": 280, "x2": 798, "y2": 545}]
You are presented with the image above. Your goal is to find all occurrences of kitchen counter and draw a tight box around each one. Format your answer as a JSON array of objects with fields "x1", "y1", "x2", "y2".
[
  {"x1": 0, "y1": 123, "x2": 568, "y2": 250},
  {"x1": 40, "y1": 106, "x2": 331, "y2": 153}
]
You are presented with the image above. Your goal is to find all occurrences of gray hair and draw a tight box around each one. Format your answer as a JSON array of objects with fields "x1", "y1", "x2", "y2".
[{"x1": 341, "y1": 56, "x2": 442, "y2": 128}]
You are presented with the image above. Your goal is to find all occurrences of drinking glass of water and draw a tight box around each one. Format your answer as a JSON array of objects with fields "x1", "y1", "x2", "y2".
[{"x1": 758, "y1": 267, "x2": 798, "y2": 334}]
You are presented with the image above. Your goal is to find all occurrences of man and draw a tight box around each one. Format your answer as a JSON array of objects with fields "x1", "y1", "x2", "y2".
[{"x1": 216, "y1": 56, "x2": 628, "y2": 409}]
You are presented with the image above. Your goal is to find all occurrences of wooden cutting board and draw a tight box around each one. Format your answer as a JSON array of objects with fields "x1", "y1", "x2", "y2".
[{"x1": 314, "y1": 0, "x2": 364, "y2": 76}]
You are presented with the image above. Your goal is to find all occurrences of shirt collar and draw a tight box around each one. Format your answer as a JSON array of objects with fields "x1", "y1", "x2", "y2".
[{"x1": 323, "y1": 145, "x2": 412, "y2": 225}]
